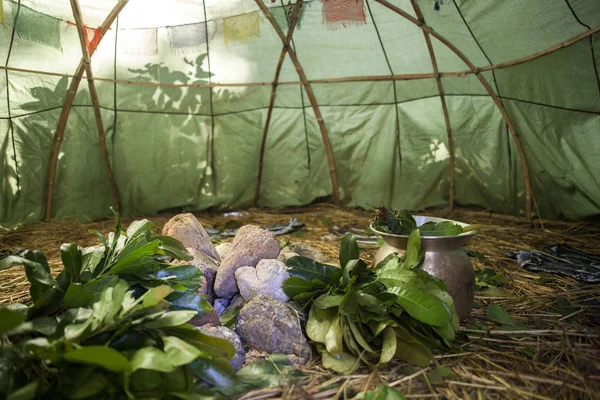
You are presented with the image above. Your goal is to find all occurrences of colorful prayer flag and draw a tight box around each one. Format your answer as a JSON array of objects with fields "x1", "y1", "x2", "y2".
[
  {"x1": 84, "y1": 26, "x2": 103, "y2": 55},
  {"x1": 321, "y1": 0, "x2": 366, "y2": 31},
  {"x1": 168, "y1": 21, "x2": 216, "y2": 49},
  {"x1": 15, "y1": 6, "x2": 62, "y2": 50},
  {"x1": 223, "y1": 12, "x2": 260, "y2": 46},
  {"x1": 272, "y1": 1, "x2": 306, "y2": 30}
]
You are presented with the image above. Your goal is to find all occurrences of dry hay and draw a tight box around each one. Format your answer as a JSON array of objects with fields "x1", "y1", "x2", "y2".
[{"x1": 1, "y1": 204, "x2": 600, "y2": 399}]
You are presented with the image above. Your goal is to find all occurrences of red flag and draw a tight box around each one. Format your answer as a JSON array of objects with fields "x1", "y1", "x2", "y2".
[
  {"x1": 68, "y1": 21, "x2": 103, "y2": 55},
  {"x1": 322, "y1": 0, "x2": 366, "y2": 30}
]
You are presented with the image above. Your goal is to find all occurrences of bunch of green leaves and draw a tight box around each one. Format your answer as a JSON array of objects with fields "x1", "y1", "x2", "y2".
[
  {"x1": 371, "y1": 206, "x2": 470, "y2": 237},
  {"x1": 0, "y1": 208, "x2": 213, "y2": 320},
  {"x1": 371, "y1": 207, "x2": 417, "y2": 235},
  {"x1": 282, "y1": 231, "x2": 459, "y2": 374},
  {"x1": 0, "y1": 209, "x2": 236, "y2": 399}
]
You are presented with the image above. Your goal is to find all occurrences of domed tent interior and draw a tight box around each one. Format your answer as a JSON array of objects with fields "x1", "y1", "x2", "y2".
[{"x1": 1, "y1": 0, "x2": 599, "y2": 398}]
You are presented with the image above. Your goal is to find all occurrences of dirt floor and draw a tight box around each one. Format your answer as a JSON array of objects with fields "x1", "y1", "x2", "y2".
[{"x1": 1, "y1": 204, "x2": 600, "y2": 399}]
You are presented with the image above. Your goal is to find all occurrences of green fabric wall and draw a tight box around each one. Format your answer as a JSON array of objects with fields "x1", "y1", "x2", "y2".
[{"x1": 1, "y1": 0, "x2": 599, "y2": 227}]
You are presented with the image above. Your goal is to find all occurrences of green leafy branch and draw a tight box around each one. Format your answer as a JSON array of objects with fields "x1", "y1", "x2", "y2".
[
  {"x1": 282, "y1": 231, "x2": 460, "y2": 374},
  {"x1": 0, "y1": 209, "x2": 236, "y2": 399}
]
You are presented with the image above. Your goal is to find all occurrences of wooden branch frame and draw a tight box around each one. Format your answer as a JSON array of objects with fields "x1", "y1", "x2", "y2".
[
  {"x1": 70, "y1": 0, "x2": 120, "y2": 212},
  {"x1": 375, "y1": 0, "x2": 533, "y2": 219},
  {"x1": 255, "y1": 0, "x2": 340, "y2": 205},
  {"x1": 410, "y1": 0, "x2": 455, "y2": 211},
  {"x1": 44, "y1": 0, "x2": 128, "y2": 221},
  {"x1": 254, "y1": 1, "x2": 303, "y2": 206}
]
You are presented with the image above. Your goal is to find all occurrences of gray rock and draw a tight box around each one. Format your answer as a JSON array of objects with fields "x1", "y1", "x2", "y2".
[
  {"x1": 214, "y1": 226, "x2": 280, "y2": 299},
  {"x1": 215, "y1": 242, "x2": 233, "y2": 260},
  {"x1": 321, "y1": 234, "x2": 338, "y2": 242},
  {"x1": 236, "y1": 295, "x2": 311, "y2": 365},
  {"x1": 285, "y1": 243, "x2": 328, "y2": 263},
  {"x1": 235, "y1": 259, "x2": 290, "y2": 302},
  {"x1": 214, "y1": 298, "x2": 231, "y2": 316},
  {"x1": 196, "y1": 325, "x2": 246, "y2": 370},
  {"x1": 277, "y1": 251, "x2": 299, "y2": 264},
  {"x1": 161, "y1": 213, "x2": 220, "y2": 261},
  {"x1": 173, "y1": 248, "x2": 219, "y2": 302}
]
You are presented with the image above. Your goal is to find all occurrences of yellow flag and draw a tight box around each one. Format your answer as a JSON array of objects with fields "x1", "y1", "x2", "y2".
[{"x1": 224, "y1": 12, "x2": 260, "y2": 46}]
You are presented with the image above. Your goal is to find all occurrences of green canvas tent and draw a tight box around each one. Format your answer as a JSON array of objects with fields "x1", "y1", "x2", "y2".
[{"x1": 1, "y1": 0, "x2": 599, "y2": 228}]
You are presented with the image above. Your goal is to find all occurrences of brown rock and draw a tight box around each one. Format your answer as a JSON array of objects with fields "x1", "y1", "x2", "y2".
[
  {"x1": 214, "y1": 225, "x2": 280, "y2": 299},
  {"x1": 161, "y1": 213, "x2": 219, "y2": 261}
]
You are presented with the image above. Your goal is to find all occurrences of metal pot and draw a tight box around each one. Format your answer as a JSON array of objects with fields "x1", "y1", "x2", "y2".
[{"x1": 370, "y1": 216, "x2": 479, "y2": 322}]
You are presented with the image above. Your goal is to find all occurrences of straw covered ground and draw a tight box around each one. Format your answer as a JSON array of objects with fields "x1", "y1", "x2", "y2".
[{"x1": 1, "y1": 204, "x2": 599, "y2": 399}]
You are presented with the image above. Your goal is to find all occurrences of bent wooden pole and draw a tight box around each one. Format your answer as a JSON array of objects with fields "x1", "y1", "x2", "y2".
[
  {"x1": 45, "y1": 0, "x2": 128, "y2": 221},
  {"x1": 70, "y1": 0, "x2": 120, "y2": 212},
  {"x1": 410, "y1": 0, "x2": 455, "y2": 211},
  {"x1": 375, "y1": 0, "x2": 533, "y2": 219},
  {"x1": 255, "y1": 0, "x2": 340, "y2": 205},
  {"x1": 254, "y1": 1, "x2": 303, "y2": 206}
]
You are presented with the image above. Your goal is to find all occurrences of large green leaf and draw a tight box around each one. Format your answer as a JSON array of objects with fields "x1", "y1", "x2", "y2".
[
  {"x1": 219, "y1": 305, "x2": 242, "y2": 329},
  {"x1": 190, "y1": 357, "x2": 236, "y2": 388},
  {"x1": 325, "y1": 314, "x2": 344, "y2": 357},
  {"x1": 163, "y1": 327, "x2": 236, "y2": 360},
  {"x1": 378, "y1": 270, "x2": 424, "y2": 289},
  {"x1": 394, "y1": 326, "x2": 433, "y2": 367},
  {"x1": 163, "y1": 336, "x2": 203, "y2": 367},
  {"x1": 339, "y1": 233, "x2": 360, "y2": 269},
  {"x1": 167, "y1": 292, "x2": 213, "y2": 317},
  {"x1": 356, "y1": 293, "x2": 387, "y2": 316},
  {"x1": 306, "y1": 307, "x2": 336, "y2": 343},
  {"x1": 282, "y1": 277, "x2": 327, "y2": 298},
  {"x1": 418, "y1": 221, "x2": 463, "y2": 237},
  {"x1": 131, "y1": 347, "x2": 174, "y2": 372},
  {"x1": 143, "y1": 310, "x2": 196, "y2": 329},
  {"x1": 347, "y1": 319, "x2": 375, "y2": 354},
  {"x1": 0, "y1": 254, "x2": 56, "y2": 301},
  {"x1": 433, "y1": 321, "x2": 455, "y2": 344},
  {"x1": 141, "y1": 285, "x2": 174, "y2": 308},
  {"x1": 63, "y1": 283, "x2": 95, "y2": 309},
  {"x1": 154, "y1": 236, "x2": 194, "y2": 261},
  {"x1": 388, "y1": 285, "x2": 451, "y2": 327},
  {"x1": 63, "y1": 346, "x2": 132, "y2": 373},
  {"x1": 403, "y1": 230, "x2": 424, "y2": 269},
  {"x1": 285, "y1": 256, "x2": 341, "y2": 286},
  {"x1": 60, "y1": 243, "x2": 83, "y2": 281},
  {"x1": 126, "y1": 219, "x2": 153, "y2": 241},
  {"x1": 0, "y1": 307, "x2": 27, "y2": 336},
  {"x1": 156, "y1": 264, "x2": 203, "y2": 289},
  {"x1": 319, "y1": 347, "x2": 359, "y2": 375},
  {"x1": 374, "y1": 254, "x2": 402, "y2": 275},
  {"x1": 108, "y1": 241, "x2": 162, "y2": 275},
  {"x1": 379, "y1": 327, "x2": 396, "y2": 364},
  {"x1": 313, "y1": 294, "x2": 343, "y2": 310}
]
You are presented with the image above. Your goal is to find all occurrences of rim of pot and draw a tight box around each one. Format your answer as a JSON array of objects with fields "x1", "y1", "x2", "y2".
[{"x1": 369, "y1": 216, "x2": 480, "y2": 239}]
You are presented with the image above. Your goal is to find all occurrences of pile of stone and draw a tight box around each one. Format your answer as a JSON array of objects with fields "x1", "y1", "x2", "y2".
[{"x1": 161, "y1": 213, "x2": 328, "y2": 370}]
